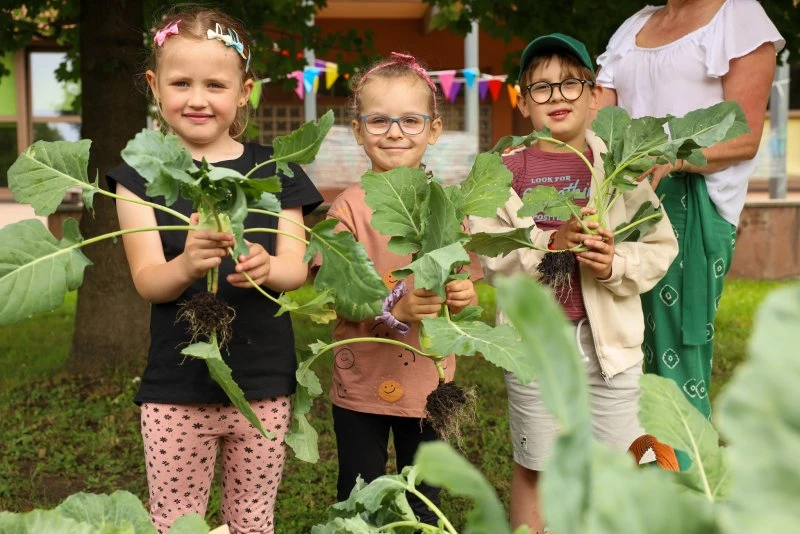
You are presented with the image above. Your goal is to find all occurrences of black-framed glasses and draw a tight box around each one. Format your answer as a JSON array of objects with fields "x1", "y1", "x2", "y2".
[
  {"x1": 523, "y1": 78, "x2": 594, "y2": 104},
  {"x1": 358, "y1": 113, "x2": 432, "y2": 135}
]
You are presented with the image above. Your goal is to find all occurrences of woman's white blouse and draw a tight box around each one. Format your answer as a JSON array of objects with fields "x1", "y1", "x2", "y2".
[{"x1": 597, "y1": 0, "x2": 784, "y2": 226}]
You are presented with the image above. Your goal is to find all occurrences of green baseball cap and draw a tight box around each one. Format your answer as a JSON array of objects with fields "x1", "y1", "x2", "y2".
[{"x1": 518, "y1": 33, "x2": 595, "y2": 81}]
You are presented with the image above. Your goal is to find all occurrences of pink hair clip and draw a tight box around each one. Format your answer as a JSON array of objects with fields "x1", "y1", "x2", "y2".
[
  {"x1": 356, "y1": 52, "x2": 438, "y2": 114},
  {"x1": 154, "y1": 19, "x2": 181, "y2": 47}
]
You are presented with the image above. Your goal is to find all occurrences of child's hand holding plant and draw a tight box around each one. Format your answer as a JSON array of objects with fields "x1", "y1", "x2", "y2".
[
  {"x1": 228, "y1": 242, "x2": 271, "y2": 288},
  {"x1": 576, "y1": 223, "x2": 615, "y2": 281},
  {"x1": 393, "y1": 281, "x2": 444, "y2": 323},
  {"x1": 444, "y1": 279, "x2": 476, "y2": 315},
  {"x1": 182, "y1": 213, "x2": 235, "y2": 280}
]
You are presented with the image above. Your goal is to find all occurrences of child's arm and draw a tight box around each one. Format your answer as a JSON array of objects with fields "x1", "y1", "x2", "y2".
[
  {"x1": 115, "y1": 185, "x2": 234, "y2": 303},
  {"x1": 592, "y1": 183, "x2": 679, "y2": 297},
  {"x1": 226, "y1": 206, "x2": 309, "y2": 292}
]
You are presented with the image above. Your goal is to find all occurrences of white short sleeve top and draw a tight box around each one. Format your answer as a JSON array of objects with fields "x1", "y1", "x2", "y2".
[{"x1": 596, "y1": 0, "x2": 784, "y2": 226}]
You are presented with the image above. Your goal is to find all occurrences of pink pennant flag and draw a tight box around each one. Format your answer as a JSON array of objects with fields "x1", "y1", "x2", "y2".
[
  {"x1": 487, "y1": 79, "x2": 503, "y2": 102},
  {"x1": 447, "y1": 80, "x2": 463, "y2": 103},
  {"x1": 437, "y1": 70, "x2": 456, "y2": 101},
  {"x1": 478, "y1": 79, "x2": 489, "y2": 101},
  {"x1": 287, "y1": 71, "x2": 304, "y2": 100}
]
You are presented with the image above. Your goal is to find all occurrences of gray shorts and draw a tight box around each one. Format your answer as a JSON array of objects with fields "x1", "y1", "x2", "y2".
[{"x1": 506, "y1": 319, "x2": 645, "y2": 471}]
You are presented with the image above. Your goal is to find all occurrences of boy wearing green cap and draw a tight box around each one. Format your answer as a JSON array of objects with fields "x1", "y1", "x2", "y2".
[{"x1": 470, "y1": 34, "x2": 677, "y2": 532}]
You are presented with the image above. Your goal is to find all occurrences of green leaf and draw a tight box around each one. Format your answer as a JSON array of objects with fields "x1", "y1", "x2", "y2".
[
  {"x1": 120, "y1": 129, "x2": 196, "y2": 206},
  {"x1": 620, "y1": 115, "x2": 669, "y2": 163},
  {"x1": 310, "y1": 516, "x2": 378, "y2": 534},
  {"x1": 181, "y1": 340, "x2": 275, "y2": 440},
  {"x1": 271, "y1": 109, "x2": 335, "y2": 177},
  {"x1": 415, "y1": 442, "x2": 511, "y2": 534},
  {"x1": 613, "y1": 200, "x2": 663, "y2": 243},
  {"x1": 0, "y1": 219, "x2": 92, "y2": 326},
  {"x1": 638, "y1": 375, "x2": 730, "y2": 499},
  {"x1": 276, "y1": 288, "x2": 337, "y2": 324},
  {"x1": 665, "y1": 101, "x2": 750, "y2": 160},
  {"x1": 8, "y1": 139, "x2": 94, "y2": 216},
  {"x1": 465, "y1": 228, "x2": 537, "y2": 258},
  {"x1": 285, "y1": 351, "x2": 324, "y2": 463},
  {"x1": 458, "y1": 152, "x2": 514, "y2": 217},
  {"x1": 717, "y1": 284, "x2": 800, "y2": 534},
  {"x1": 361, "y1": 167, "x2": 429, "y2": 254},
  {"x1": 517, "y1": 185, "x2": 583, "y2": 221},
  {"x1": 55, "y1": 491, "x2": 153, "y2": 534},
  {"x1": 226, "y1": 184, "x2": 249, "y2": 258},
  {"x1": 0, "y1": 510, "x2": 98, "y2": 534},
  {"x1": 250, "y1": 192, "x2": 282, "y2": 212},
  {"x1": 306, "y1": 218, "x2": 387, "y2": 322},
  {"x1": 421, "y1": 316, "x2": 534, "y2": 384},
  {"x1": 393, "y1": 243, "x2": 469, "y2": 299},
  {"x1": 168, "y1": 514, "x2": 209, "y2": 534},
  {"x1": 490, "y1": 129, "x2": 545, "y2": 154},
  {"x1": 592, "y1": 106, "x2": 631, "y2": 163},
  {"x1": 419, "y1": 182, "x2": 466, "y2": 256},
  {"x1": 495, "y1": 275, "x2": 589, "y2": 429}
]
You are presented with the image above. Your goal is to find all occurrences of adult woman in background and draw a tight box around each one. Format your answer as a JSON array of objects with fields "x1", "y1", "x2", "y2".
[{"x1": 595, "y1": 0, "x2": 783, "y2": 466}]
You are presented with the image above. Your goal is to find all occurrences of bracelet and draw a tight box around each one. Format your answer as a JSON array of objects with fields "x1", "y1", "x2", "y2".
[
  {"x1": 547, "y1": 232, "x2": 557, "y2": 251},
  {"x1": 676, "y1": 159, "x2": 685, "y2": 172},
  {"x1": 375, "y1": 279, "x2": 410, "y2": 335}
]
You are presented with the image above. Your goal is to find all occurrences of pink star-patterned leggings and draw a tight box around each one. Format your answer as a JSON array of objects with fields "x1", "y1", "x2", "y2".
[{"x1": 140, "y1": 397, "x2": 291, "y2": 533}]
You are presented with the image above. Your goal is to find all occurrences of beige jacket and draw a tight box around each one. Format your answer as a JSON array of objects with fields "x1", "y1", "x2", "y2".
[{"x1": 470, "y1": 130, "x2": 678, "y2": 379}]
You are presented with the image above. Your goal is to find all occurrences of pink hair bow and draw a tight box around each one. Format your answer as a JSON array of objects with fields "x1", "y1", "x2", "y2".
[{"x1": 154, "y1": 19, "x2": 180, "y2": 47}]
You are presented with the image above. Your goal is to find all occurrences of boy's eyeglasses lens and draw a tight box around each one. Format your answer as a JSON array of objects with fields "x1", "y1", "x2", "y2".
[
  {"x1": 360, "y1": 114, "x2": 431, "y2": 135},
  {"x1": 525, "y1": 78, "x2": 592, "y2": 104}
]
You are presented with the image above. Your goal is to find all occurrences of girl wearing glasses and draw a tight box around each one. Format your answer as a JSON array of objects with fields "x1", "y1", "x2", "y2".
[{"x1": 312, "y1": 52, "x2": 481, "y2": 523}]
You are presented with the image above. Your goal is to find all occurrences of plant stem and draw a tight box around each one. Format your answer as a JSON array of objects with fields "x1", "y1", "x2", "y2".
[
  {"x1": 243, "y1": 228, "x2": 310, "y2": 245},
  {"x1": 248, "y1": 208, "x2": 310, "y2": 234},
  {"x1": 93, "y1": 188, "x2": 191, "y2": 223},
  {"x1": 226, "y1": 248, "x2": 282, "y2": 307},
  {"x1": 243, "y1": 158, "x2": 278, "y2": 179},
  {"x1": 434, "y1": 359, "x2": 447, "y2": 382},
  {"x1": 406, "y1": 486, "x2": 458, "y2": 534},
  {"x1": 313, "y1": 337, "x2": 437, "y2": 359},
  {"x1": 611, "y1": 211, "x2": 663, "y2": 238},
  {"x1": 537, "y1": 135, "x2": 603, "y2": 198},
  {"x1": 378, "y1": 521, "x2": 440, "y2": 533}
]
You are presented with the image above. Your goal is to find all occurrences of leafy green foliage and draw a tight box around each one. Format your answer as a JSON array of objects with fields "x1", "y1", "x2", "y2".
[
  {"x1": 181, "y1": 340, "x2": 275, "y2": 440},
  {"x1": 422, "y1": 314, "x2": 534, "y2": 384},
  {"x1": 717, "y1": 284, "x2": 800, "y2": 533},
  {"x1": 613, "y1": 201, "x2": 662, "y2": 244},
  {"x1": 270, "y1": 109, "x2": 335, "y2": 177},
  {"x1": 517, "y1": 185, "x2": 584, "y2": 221},
  {"x1": 458, "y1": 152, "x2": 514, "y2": 217},
  {"x1": 120, "y1": 129, "x2": 195, "y2": 206},
  {"x1": 7, "y1": 139, "x2": 96, "y2": 215},
  {"x1": 393, "y1": 243, "x2": 470, "y2": 299},
  {"x1": 277, "y1": 288, "x2": 338, "y2": 325},
  {"x1": 306, "y1": 219, "x2": 388, "y2": 321},
  {"x1": 465, "y1": 228, "x2": 536, "y2": 258},
  {"x1": 285, "y1": 350, "x2": 325, "y2": 463},
  {"x1": 0, "y1": 219, "x2": 91, "y2": 327},
  {"x1": 638, "y1": 375, "x2": 730, "y2": 500},
  {"x1": 0, "y1": 490, "x2": 210, "y2": 533}
]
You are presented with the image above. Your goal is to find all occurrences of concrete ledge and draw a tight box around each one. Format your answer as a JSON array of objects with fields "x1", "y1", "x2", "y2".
[{"x1": 730, "y1": 200, "x2": 800, "y2": 280}]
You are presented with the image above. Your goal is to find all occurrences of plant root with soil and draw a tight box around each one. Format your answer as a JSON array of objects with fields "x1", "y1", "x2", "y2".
[
  {"x1": 424, "y1": 381, "x2": 477, "y2": 446},
  {"x1": 177, "y1": 292, "x2": 236, "y2": 347},
  {"x1": 537, "y1": 251, "x2": 577, "y2": 297}
]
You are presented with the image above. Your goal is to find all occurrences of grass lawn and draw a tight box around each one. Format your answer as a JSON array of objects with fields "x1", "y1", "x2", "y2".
[{"x1": 0, "y1": 278, "x2": 790, "y2": 530}]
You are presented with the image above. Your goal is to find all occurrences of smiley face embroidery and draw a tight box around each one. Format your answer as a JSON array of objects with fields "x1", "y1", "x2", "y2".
[{"x1": 378, "y1": 380, "x2": 404, "y2": 403}]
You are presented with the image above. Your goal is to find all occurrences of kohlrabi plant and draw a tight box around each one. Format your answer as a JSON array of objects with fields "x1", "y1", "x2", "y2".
[
  {"x1": 293, "y1": 153, "x2": 539, "y2": 450},
  {"x1": 468, "y1": 101, "x2": 749, "y2": 290},
  {"x1": 1, "y1": 110, "x2": 388, "y2": 449}
]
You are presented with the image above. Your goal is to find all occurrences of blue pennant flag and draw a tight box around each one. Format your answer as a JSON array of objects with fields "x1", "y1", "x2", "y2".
[{"x1": 462, "y1": 68, "x2": 479, "y2": 89}]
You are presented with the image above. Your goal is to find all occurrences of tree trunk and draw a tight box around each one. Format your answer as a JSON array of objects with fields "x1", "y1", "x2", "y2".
[{"x1": 68, "y1": 0, "x2": 149, "y2": 375}]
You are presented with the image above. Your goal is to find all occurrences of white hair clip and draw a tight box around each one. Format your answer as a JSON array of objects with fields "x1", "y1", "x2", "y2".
[{"x1": 207, "y1": 22, "x2": 250, "y2": 70}]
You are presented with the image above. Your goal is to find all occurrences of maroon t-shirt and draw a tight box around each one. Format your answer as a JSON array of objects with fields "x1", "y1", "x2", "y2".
[{"x1": 506, "y1": 145, "x2": 593, "y2": 320}]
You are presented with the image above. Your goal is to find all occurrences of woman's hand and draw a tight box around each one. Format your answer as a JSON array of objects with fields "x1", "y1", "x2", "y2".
[
  {"x1": 638, "y1": 159, "x2": 685, "y2": 190},
  {"x1": 180, "y1": 213, "x2": 234, "y2": 280},
  {"x1": 227, "y1": 241, "x2": 272, "y2": 288},
  {"x1": 576, "y1": 225, "x2": 615, "y2": 280},
  {"x1": 445, "y1": 279, "x2": 476, "y2": 314}
]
